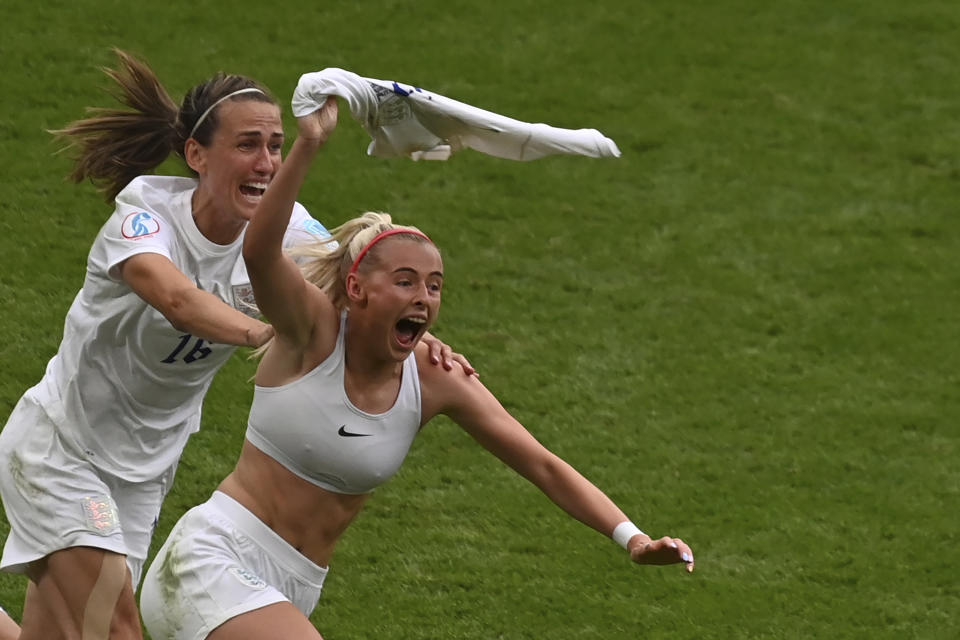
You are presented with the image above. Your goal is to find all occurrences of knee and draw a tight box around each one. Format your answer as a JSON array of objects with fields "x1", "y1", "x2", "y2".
[{"x1": 24, "y1": 550, "x2": 144, "y2": 640}]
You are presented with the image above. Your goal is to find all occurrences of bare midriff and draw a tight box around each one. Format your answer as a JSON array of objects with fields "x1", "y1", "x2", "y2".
[{"x1": 217, "y1": 439, "x2": 371, "y2": 568}]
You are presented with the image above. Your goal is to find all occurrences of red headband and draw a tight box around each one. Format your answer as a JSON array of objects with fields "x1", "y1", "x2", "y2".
[{"x1": 348, "y1": 228, "x2": 433, "y2": 275}]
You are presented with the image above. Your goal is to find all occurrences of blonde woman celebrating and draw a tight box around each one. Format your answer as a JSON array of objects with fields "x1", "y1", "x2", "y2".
[
  {"x1": 0, "y1": 52, "x2": 463, "y2": 640},
  {"x1": 140, "y1": 96, "x2": 694, "y2": 640}
]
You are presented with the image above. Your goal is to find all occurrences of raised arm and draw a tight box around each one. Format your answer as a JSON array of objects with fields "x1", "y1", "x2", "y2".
[
  {"x1": 242, "y1": 97, "x2": 339, "y2": 346},
  {"x1": 419, "y1": 352, "x2": 694, "y2": 571}
]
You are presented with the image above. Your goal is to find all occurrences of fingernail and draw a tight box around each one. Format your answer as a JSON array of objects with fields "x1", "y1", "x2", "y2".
[
  {"x1": 681, "y1": 552, "x2": 691, "y2": 563},
  {"x1": 670, "y1": 542, "x2": 678, "y2": 549}
]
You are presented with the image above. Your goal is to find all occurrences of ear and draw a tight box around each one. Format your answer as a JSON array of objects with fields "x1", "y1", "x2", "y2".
[
  {"x1": 184, "y1": 138, "x2": 206, "y2": 175},
  {"x1": 345, "y1": 272, "x2": 367, "y2": 306}
]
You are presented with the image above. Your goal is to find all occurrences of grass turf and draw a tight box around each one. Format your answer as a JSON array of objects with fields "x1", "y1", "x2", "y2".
[{"x1": 1, "y1": 1, "x2": 958, "y2": 637}]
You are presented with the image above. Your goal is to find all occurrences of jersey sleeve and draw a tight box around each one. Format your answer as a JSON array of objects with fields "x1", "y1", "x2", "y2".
[
  {"x1": 97, "y1": 193, "x2": 178, "y2": 282},
  {"x1": 284, "y1": 202, "x2": 336, "y2": 250}
]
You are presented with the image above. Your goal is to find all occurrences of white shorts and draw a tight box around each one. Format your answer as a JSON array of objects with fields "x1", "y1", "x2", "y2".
[
  {"x1": 0, "y1": 390, "x2": 176, "y2": 586},
  {"x1": 140, "y1": 491, "x2": 328, "y2": 640}
]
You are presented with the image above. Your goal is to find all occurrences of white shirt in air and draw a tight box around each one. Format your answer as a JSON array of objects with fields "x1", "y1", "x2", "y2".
[
  {"x1": 30, "y1": 175, "x2": 330, "y2": 482},
  {"x1": 291, "y1": 67, "x2": 621, "y2": 161}
]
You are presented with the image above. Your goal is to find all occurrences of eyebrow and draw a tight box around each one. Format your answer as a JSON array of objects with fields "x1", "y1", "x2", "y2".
[
  {"x1": 236, "y1": 130, "x2": 284, "y2": 139},
  {"x1": 393, "y1": 267, "x2": 444, "y2": 278}
]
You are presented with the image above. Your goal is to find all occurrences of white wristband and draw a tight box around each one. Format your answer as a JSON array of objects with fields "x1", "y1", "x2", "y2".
[{"x1": 612, "y1": 521, "x2": 645, "y2": 550}]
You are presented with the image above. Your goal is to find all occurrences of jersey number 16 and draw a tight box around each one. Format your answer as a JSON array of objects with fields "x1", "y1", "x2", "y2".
[{"x1": 162, "y1": 334, "x2": 212, "y2": 364}]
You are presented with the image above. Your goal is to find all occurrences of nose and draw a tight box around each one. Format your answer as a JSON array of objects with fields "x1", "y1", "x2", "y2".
[
  {"x1": 253, "y1": 145, "x2": 274, "y2": 174},
  {"x1": 412, "y1": 282, "x2": 429, "y2": 305}
]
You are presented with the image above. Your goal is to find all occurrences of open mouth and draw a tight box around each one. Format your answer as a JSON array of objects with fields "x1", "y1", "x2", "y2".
[
  {"x1": 239, "y1": 182, "x2": 268, "y2": 202},
  {"x1": 395, "y1": 316, "x2": 426, "y2": 348}
]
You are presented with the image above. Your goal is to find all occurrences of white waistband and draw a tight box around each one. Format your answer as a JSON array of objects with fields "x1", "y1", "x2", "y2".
[{"x1": 208, "y1": 491, "x2": 329, "y2": 585}]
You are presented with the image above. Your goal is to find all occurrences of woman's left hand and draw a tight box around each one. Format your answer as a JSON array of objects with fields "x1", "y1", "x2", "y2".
[
  {"x1": 422, "y1": 332, "x2": 477, "y2": 377},
  {"x1": 629, "y1": 535, "x2": 695, "y2": 573}
]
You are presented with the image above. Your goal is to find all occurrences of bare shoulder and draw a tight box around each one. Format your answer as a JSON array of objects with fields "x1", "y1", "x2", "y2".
[
  {"x1": 414, "y1": 342, "x2": 474, "y2": 385},
  {"x1": 415, "y1": 343, "x2": 491, "y2": 423}
]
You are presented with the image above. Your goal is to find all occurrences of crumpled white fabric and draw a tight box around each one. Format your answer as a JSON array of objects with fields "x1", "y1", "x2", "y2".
[{"x1": 291, "y1": 68, "x2": 621, "y2": 161}]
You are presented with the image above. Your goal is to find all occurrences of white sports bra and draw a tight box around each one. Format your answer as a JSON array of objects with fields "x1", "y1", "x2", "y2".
[{"x1": 245, "y1": 312, "x2": 422, "y2": 494}]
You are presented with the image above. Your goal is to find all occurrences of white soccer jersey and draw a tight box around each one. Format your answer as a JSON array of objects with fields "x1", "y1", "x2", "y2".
[{"x1": 31, "y1": 176, "x2": 330, "y2": 482}]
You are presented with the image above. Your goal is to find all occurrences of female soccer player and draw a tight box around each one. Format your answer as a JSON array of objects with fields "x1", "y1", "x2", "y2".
[
  {"x1": 0, "y1": 52, "x2": 463, "y2": 640},
  {"x1": 140, "y1": 96, "x2": 694, "y2": 640}
]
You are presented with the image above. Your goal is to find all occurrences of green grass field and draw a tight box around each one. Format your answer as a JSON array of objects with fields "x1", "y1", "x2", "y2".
[{"x1": 2, "y1": 1, "x2": 958, "y2": 637}]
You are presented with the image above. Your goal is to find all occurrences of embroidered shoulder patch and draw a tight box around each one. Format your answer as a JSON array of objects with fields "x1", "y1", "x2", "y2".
[{"x1": 121, "y1": 211, "x2": 161, "y2": 239}]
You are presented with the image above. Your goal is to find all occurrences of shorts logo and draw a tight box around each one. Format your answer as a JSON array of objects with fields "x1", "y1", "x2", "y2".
[
  {"x1": 121, "y1": 212, "x2": 161, "y2": 239},
  {"x1": 229, "y1": 567, "x2": 267, "y2": 590},
  {"x1": 81, "y1": 495, "x2": 120, "y2": 536}
]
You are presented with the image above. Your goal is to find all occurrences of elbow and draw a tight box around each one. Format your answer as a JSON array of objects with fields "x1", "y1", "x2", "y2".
[
  {"x1": 541, "y1": 455, "x2": 569, "y2": 485},
  {"x1": 523, "y1": 451, "x2": 568, "y2": 489},
  {"x1": 158, "y1": 290, "x2": 195, "y2": 334}
]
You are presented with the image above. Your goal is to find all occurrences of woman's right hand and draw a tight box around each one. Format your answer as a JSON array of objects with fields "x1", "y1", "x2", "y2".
[
  {"x1": 246, "y1": 322, "x2": 275, "y2": 348},
  {"x1": 298, "y1": 95, "x2": 338, "y2": 143}
]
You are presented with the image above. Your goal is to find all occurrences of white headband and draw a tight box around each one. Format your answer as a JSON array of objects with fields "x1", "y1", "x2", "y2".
[{"x1": 188, "y1": 87, "x2": 265, "y2": 139}]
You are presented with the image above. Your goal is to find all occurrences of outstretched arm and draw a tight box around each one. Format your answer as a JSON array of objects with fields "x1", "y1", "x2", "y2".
[
  {"x1": 121, "y1": 253, "x2": 273, "y2": 347},
  {"x1": 421, "y1": 355, "x2": 693, "y2": 572},
  {"x1": 242, "y1": 97, "x2": 339, "y2": 347}
]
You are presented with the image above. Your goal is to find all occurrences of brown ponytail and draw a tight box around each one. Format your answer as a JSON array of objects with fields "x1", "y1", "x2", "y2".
[
  {"x1": 52, "y1": 49, "x2": 180, "y2": 202},
  {"x1": 53, "y1": 49, "x2": 276, "y2": 203}
]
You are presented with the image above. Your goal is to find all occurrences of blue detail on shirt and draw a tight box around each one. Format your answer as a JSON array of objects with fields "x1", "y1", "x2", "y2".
[
  {"x1": 303, "y1": 218, "x2": 330, "y2": 236},
  {"x1": 391, "y1": 82, "x2": 422, "y2": 97},
  {"x1": 131, "y1": 212, "x2": 154, "y2": 237}
]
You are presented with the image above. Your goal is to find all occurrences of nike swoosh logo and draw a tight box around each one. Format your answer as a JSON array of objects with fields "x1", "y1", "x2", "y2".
[{"x1": 338, "y1": 425, "x2": 372, "y2": 438}]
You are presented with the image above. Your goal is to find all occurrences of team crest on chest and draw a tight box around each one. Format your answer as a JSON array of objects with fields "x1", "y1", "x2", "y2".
[
  {"x1": 232, "y1": 284, "x2": 258, "y2": 317},
  {"x1": 121, "y1": 211, "x2": 161, "y2": 239}
]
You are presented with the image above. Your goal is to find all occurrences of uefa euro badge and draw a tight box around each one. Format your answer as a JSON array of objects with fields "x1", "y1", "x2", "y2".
[
  {"x1": 81, "y1": 495, "x2": 120, "y2": 536},
  {"x1": 121, "y1": 211, "x2": 161, "y2": 240}
]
